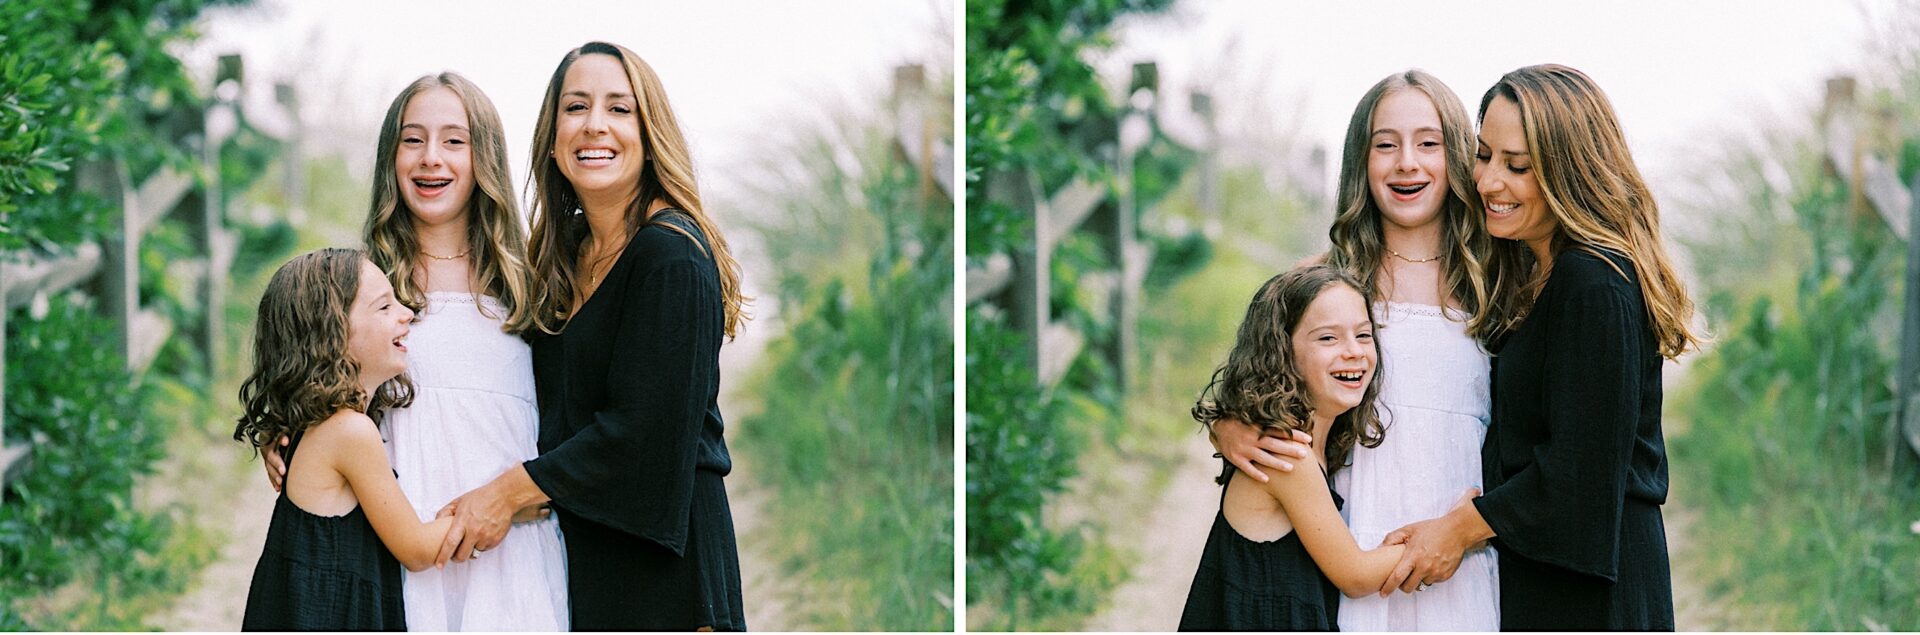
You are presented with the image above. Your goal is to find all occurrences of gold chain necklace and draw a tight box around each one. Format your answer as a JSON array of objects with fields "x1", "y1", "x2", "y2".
[
  {"x1": 420, "y1": 247, "x2": 472, "y2": 261},
  {"x1": 1385, "y1": 247, "x2": 1440, "y2": 264}
]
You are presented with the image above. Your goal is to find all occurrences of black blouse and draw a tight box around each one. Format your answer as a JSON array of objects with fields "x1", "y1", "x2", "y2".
[
  {"x1": 522, "y1": 211, "x2": 744, "y2": 630},
  {"x1": 1472, "y1": 247, "x2": 1674, "y2": 630}
]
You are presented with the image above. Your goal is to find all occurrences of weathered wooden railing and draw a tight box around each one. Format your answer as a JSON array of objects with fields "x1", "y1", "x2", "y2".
[
  {"x1": 966, "y1": 61, "x2": 1214, "y2": 392},
  {"x1": 891, "y1": 63, "x2": 955, "y2": 206},
  {"x1": 0, "y1": 54, "x2": 296, "y2": 490},
  {"x1": 1819, "y1": 75, "x2": 1920, "y2": 457}
]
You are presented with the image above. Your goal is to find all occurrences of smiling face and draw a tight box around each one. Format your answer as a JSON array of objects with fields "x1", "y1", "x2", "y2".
[
  {"x1": 395, "y1": 86, "x2": 474, "y2": 228},
  {"x1": 1289, "y1": 282, "x2": 1377, "y2": 420},
  {"x1": 553, "y1": 53, "x2": 645, "y2": 212},
  {"x1": 1367, "y1": 89, "x2": 1449, "y2": 233},
  {"x1": 345, "y1": 259, "x2": 413, "y2": 392},
  {"x1": 1475, "y1": 95, "x2": 1556, "y2": 253}
]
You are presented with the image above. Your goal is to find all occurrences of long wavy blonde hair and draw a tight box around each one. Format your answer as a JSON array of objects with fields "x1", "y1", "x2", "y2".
[
  {"x1": 1194, "y1": 266, "x2": 1385, "y2": 479},
  {"x1": 524, "y1": 41, "x2": 748, "y2": 336},
  {"x1": 234, "y1": 248, "x2": 413, "y2": 452},
  {"x1": 1327, "y1": 69, "x2": 1494, "y2": 340},
  {"x1": 1476, "y1": 64, "x2": 1701, "y2": 359},
  {"x1": 363, "y1": 72, "x2": 534, "y2": 332}
]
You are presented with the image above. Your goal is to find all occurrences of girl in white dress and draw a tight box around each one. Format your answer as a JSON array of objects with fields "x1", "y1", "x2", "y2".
[
  {"x1": 265, "y1": 72, "x2": 569, "y2": 631},
  {"x1": 1212, "y1": 69, "x2": 1500, "y2": 630}
]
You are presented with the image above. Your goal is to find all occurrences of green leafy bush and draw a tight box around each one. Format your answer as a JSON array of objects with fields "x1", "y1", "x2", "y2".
[
  {"x1": 1669, "y1": 113, "x2": 1920, "y2": 629},
  {"x1": 731, "y1": 99, "x2": 954, "y2": 628}
]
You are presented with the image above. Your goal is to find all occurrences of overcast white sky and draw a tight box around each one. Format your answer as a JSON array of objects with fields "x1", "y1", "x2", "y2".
[
  {"x1": 182, "y1": 0, "x2": 951, "y2": 216},
  {"x1": 1095, "y1": 0, "x2": 1900, "y2": 208}
]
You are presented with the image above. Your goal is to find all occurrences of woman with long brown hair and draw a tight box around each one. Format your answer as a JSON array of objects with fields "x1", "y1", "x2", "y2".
[
  {"x1": 1377, "y1": 63, "x2": 1700, "y2": 630},
  {"x1": 429, "y1": 41, "x2": 749, "y2": 631}
]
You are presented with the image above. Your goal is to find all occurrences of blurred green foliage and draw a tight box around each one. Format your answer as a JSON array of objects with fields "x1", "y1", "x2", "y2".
[
  {"x1": 732, "y1": 87, "x2": 954, "y2": 628},
  {"x1": 1669, "y1": 78, "x2": 1920, "y2": 629},
  {"x1": 964, "y1": 0, "x2": 1173, "y2": 257},
  {"x1": 0, "y1": 0, "x2": 292, "y2": 628}
]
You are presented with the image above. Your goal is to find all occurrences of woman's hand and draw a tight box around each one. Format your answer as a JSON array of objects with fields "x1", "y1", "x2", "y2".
[
  {"x1": 1209, "y1": 418, "x2": 1313, "y2": 483},
  {"x1": 436, "y1": 482, "x2": 517, "y2": 564},
  {"x1": 1378, "y1": 488, "x2": 1489, "y2": 595},
  {"x1": 434, "y1": 464, "x2": 549, "y2": 564},
  {"x1": 260, "y1": 435, "x2": 290, "y2": 492}
]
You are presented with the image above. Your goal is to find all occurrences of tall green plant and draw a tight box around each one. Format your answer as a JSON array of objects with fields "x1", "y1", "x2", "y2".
[
  {"x1": 1670, "y1": 110, "x2": 1920, "y2": 629},
  {"x1": 732, "y1": 92, "x2": 954, "y2": 628}
]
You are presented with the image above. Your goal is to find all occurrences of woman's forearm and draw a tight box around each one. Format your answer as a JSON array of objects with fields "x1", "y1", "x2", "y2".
[{"x1": 495, "y1": 463, "x2": 551, "y2": 509}]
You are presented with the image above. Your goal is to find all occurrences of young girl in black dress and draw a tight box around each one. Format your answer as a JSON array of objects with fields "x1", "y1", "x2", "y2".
[
  {"x1": 232, "y1": 248, "x2": 463, "y2": 630},
  {"x1": 1180, "y1": 265, "x2": 1454, "y2": 631}
]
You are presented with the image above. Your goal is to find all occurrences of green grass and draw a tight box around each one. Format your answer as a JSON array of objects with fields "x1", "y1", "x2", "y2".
[{"x1": 1666, "y1": 125, "x2": 1920, "y2": 630}]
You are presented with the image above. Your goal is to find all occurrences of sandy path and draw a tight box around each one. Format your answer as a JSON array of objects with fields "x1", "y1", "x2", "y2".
[{"x1": 1081, "y1": 433, "x2": 1219, "y2": 631}]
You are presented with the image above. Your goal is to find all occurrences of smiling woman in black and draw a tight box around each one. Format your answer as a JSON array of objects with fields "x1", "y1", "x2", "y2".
[
  {"x1": 1475, "y1": 247, "x2": 1672, "y2": 628},
  {"x1": 523, "y1": 209, "x2": 743, "y2": 630},
  {"x1": 1373, "y1": 64, "x2": 1700, "y2": 631}
]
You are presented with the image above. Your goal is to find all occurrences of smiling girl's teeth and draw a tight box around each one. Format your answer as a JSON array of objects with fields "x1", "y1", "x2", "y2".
[
  {"x1": 1488, "y1": 202, "x2": 1519, "y2": 213},
  {"x1": 1332, "y1": 371, "x2": 1364, "y2": 382},
  {"x1": 576, "y1": 149, "x2": 615, "y2": 160}
]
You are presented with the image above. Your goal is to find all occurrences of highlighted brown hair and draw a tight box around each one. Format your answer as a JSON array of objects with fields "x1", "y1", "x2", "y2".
[
  {"x1": 523, "y1": 41, "x2": 749, "y2": 336},
  {"x1": 364, "y1": 72, "x2": 534, "y2": 332},
  {"x1": 1327, "y1": 69, "x2": 1493, "y2": 338},
  {"x1": 1476, "y1": 64, "x2": 1702, "y2": 358}
]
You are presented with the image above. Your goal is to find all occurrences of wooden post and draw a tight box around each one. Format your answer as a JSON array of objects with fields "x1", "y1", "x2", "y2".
[
  {"x1": 0, "y1": 260, "x2": 9, "y2": 488},
  {"x1": 1001, "y1": 170, "x2": 1048, "y2": 387},
  {"x1": 1902, "y1": 171, "x2": 1920, "y2": 459},
  {"x1": 79, "y1": 159, "x2": 139, "y2": 370},
  {"x1": 1191, "y1": 91, "x2": 1218, "y2": 236},
  {"x1": 204, "y1": 55, "x2": 244, "y2": 378},
  {"x1": 277, "y1": 82, "x2": 304, "y2": 225}
]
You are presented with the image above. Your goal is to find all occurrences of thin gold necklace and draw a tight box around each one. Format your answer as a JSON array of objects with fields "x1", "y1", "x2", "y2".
[
  {"x1": 1385, "y1": 247, "x2": 1440, "y2": 264},
  {"x1": 583, "y1": 236, "x2": 629, "y2": 286},
  {"x1": 420, "y1": 247, "x2": 472, "y2": 261}
]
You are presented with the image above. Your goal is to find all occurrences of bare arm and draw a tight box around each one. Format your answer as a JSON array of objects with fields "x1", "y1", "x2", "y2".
[
  {"x1": 1254, "y1": 462, "x2": 1406, "y2": 598},
  {"x1": 1377, "y1": 488, "x2": 1491, "y2": 595},
  {"x1": 328, "y1": 414, "x2": 454, "y2": 572}
]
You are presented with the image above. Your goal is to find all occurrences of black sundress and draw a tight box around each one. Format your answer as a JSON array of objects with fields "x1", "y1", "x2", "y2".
[
  {"x1": 1179, "y1": 463, "x2": 1343, "y2": 631},
  {"x1": 240, "y1": 433, "x2": 406, "y2": 631}
]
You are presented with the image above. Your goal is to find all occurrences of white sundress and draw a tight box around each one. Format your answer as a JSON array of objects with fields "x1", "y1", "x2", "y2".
[
  {"x1": 1333, "y1": 301, "x2": 1500, "y2": 631},
  {"x1": 381, "y1": 291, "x2": 569, "y2": 631}
]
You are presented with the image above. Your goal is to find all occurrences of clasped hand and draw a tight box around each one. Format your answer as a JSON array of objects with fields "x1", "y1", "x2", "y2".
[{"x1": 1377, "y1": 487, "x2": 1483, "y2": 596}]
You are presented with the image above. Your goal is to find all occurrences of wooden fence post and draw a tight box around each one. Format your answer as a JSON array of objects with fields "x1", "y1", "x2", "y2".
[
  {"x1": 79, "y1": 159, "x2": 140, "y2": 370},
  {"x1": 1903, "y1": 171, "x2": 1920, "y2": 458},
  {"x1": 0, "y1": 267, "x2": 11, "y2": 487},
  {"x1": 1002, "y1": 169, "x2": 1048, "y2": 386}
]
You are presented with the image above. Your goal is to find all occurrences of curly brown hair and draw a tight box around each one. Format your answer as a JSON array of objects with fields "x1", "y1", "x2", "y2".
[
  {"x1": 1193, "y1": 265, "x2": 1385, "y2": 480},
  {"x1": 233, "y1": 248, "x2": 414, "y2": 452}
]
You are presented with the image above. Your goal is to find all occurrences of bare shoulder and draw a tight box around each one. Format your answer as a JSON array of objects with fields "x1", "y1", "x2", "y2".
[
  {"x1": 307, "y1": 409, "x2": 382, "y2": 446},
  {"x1": 1252, "y1": 455, "x2": 1330, "y2": 498},
  {"x1": 1293, "y1": 252, "x2": 1329, "y2": 268}
]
